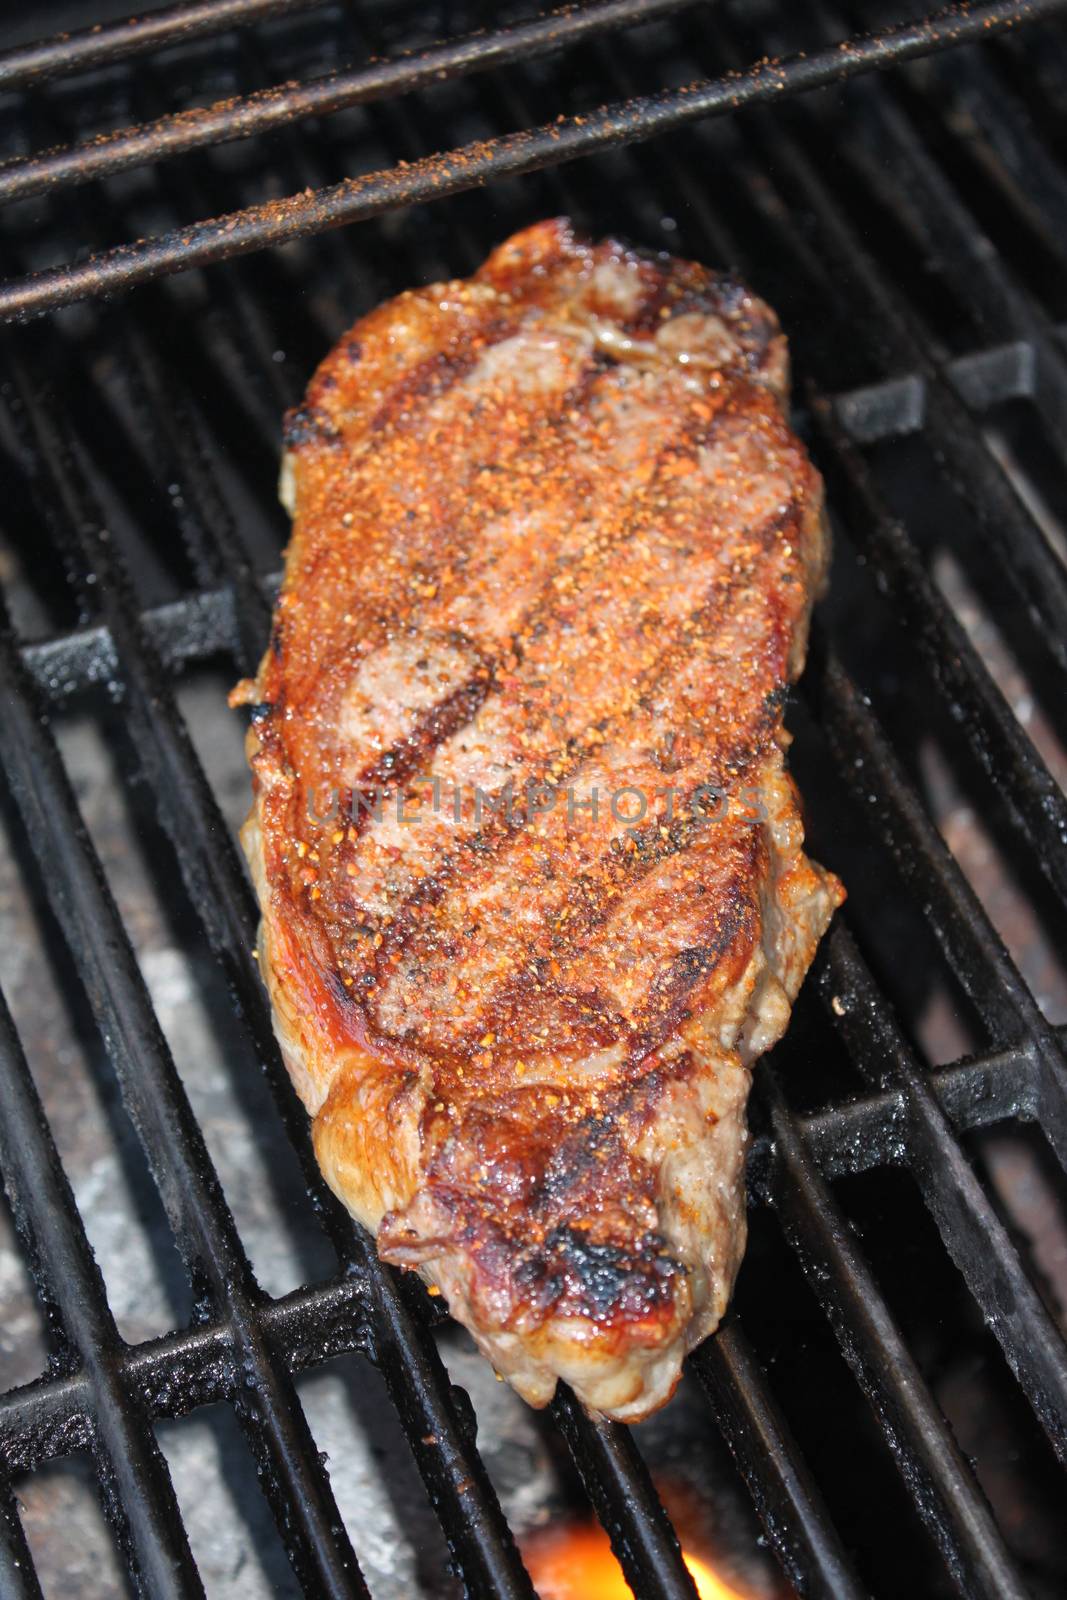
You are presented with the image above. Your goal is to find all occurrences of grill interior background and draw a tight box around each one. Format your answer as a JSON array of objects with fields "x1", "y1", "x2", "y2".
[{"x1": 1, "y1": 0, "x2": 1067, "y2": 1596}]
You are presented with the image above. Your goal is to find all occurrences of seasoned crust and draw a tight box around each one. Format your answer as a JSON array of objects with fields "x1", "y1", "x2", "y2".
[
  {"x1": 234, "y1": 219, "x2": 844, "y2": 1420},
  {"x1": 246, "y1": 751, "x2": 838, "y2": 1417}
]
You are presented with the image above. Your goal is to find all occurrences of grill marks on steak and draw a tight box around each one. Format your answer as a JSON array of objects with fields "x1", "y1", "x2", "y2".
[{"x1": 236, "y1": 219, "x2": 843, "y2": 1419}]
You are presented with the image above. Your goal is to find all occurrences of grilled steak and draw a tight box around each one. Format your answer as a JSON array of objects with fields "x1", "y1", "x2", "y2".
[{"x1": 233, "y1": 219, "x2": 844, "y2": 1421}]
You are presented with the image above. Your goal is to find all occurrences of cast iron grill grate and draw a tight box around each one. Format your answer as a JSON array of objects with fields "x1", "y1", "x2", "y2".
[{"x1": 1, "y1": 1, "x2": 1067, "y2": 1596}]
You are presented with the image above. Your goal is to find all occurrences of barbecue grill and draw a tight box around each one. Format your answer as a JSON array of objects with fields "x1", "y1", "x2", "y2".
[{"x1": 1, "y1": 0, "x2": 1066, "y2": 1595}]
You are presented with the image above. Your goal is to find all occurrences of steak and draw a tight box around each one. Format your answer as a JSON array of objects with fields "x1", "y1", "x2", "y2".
[{"x1": 232, "y1": 219, "x2": 844, "y2": 1421}]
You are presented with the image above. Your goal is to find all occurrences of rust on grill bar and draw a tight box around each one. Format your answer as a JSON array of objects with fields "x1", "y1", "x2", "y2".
[
  {"x1": 0, "y1": 0, "x2": 325, "y2": 91},
  {"x1": 0, "y1": 0, "x2": 697, "y2": 204},
  {"x1": 0, "y1": 0, "x2": 1065, "y2": 323}
]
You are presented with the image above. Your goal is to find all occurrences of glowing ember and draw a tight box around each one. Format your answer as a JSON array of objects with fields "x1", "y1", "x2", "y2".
[{"x1": 522, "y1": 1521, "x2": 749, "y2": 1600}]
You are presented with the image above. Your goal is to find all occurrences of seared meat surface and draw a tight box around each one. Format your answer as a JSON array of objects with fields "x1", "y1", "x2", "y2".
[{"x1": 233, "y1": 219, "x2": 843, "y2": 1420}]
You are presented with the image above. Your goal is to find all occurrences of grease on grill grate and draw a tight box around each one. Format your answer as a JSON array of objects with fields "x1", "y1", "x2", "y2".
[{"x1": 1, "y1": 1, "x2": 1067, "y2": 1597}]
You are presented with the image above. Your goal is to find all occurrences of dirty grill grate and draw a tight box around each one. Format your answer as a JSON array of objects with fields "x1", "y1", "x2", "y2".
[{"x1": 1, "y1": 1, "x2": 1067, "y2": 1597}]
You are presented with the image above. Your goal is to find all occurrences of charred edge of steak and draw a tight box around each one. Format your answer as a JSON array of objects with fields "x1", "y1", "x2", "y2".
[
  {"x1": 395, "y1": 1067, "x2": 696, "y2": 1331},
  {"x1": 510, "y1": 1225, "x2": 685, "y2": 1324},
  {"x1": 283, "y1": 404, "x2": 343, "y2": 450}
]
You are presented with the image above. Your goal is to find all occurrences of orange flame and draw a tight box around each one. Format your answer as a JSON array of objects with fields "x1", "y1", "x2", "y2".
[{"x1": 522, "y1": 1521, "x2": 749, "y2": 1600}]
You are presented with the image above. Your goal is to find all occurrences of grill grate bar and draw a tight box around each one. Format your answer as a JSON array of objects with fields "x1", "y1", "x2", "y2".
[
  {"x1": 1, "y1": 0, "x2": 1064, "y2": 323},
  {"x1": 1, "y1": 329, "x2": 537, "y2": 1598},
  {"x1": 0, "y1": 981, "x2": 204, "y2": 1597},
  {"x1": 113, "y1": 313, "x2": 274, "y2": 669},
  {"x1": 6, "y1": 327, "x2": 337, "y2": 1233},
  {"x1": 815, "y1": 645, "x2": 1067, "y2": 1163},
  {"x1": 0, "y1": 567, "x2": 255, "y2": 1303},
  {"x1": 811, "y1": 404, "x2": 1067, "y2": 911},
  {"x1": 379, "y1": 15, "x2": 1062, "y2": 1587},
  {"x1": 130, "y1": 47, "x2": 711, "y2": 1587},
  {"x1": 909, "y1": 24, "x2": 1067, "y2": 268},
  {"x1": 702, "y1": 10, "x2": 1067, "y2": 693},
  {"x1": 809, "y1": 0, "x2": 1067, "y2": 446},
  {"x1": 353, "y1": 1264, "x2": 537, "y2": 1599},
  {"x1": 0, "y1": 1275, "x2": 371, "y2": 1475},
  {"x1": 599, "y1": 8, "x2": 1067, "y2": 894},
  {"x1": 798, "y1": 1045, "x2": 1040, "y2": 1179},
  {"x1": 36, "y1": 237, "x2": 539, "y2": 1597},
  {"x1": 0, "y1": 0, "x2": 324, "y2": 90},
  {"x1": 0, "y1": 1030, "x2": 1042, "y2": 1472},
  {"x1": 137, "y1": 163, "x2": 310, "y2": 427},
  {"x1": 0, "y1": 348, "x2": 376, "y2": 1600},
  {"x1": 551, "y1": 1390, "x2": 700, "y2": 1600},
  {"x1": 691, "y1": 1323, "x2": 866, "y2": 1600},
  {"x1": 0, "y1": 0, "x2": 698, "y2": 205},
  {"x1": 816, "y1": 920, "x2": 1067, "y2": 1462},
  {"x1": 511, "y1": 52, "x2": 1056, "y2": 1585},
  {"x1": 0, "y1": 1480, "x2": 43, "y2": 1600},
  {"x1": 464, "y1": 60, "x2": 913, "y2": 1595},
  {"x1": 12, "y1": 308, "x2": 1066, "y2": 688},
  {"x1": 757, "y1": 1065, "x2": 1029, "y2": 1600},
  {"x1": 32, "y1": 68, "x2": 688, "y2": 1577},
  {"x1": 920, "y1": 381, "x2": 1067, "y2": 680},
  {"x1": 20, "y1": 582, "x2": 257, "y2": 703}
]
